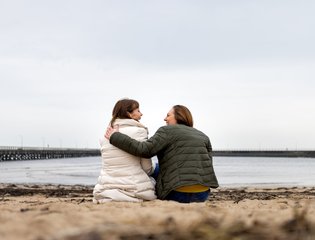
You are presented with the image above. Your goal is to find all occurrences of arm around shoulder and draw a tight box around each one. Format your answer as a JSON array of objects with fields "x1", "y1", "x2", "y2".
[
  {"x1": 109, "y1": 131, "x2": 153, "y2": 158},
  {"x1": 110, "y1": 127, "x2": 168, "y2": 158}
]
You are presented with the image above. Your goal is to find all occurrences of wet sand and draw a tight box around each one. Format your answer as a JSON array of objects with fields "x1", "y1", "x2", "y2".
[{"x1": 0, "y1": 184, "x2": 314, "y2": 240}]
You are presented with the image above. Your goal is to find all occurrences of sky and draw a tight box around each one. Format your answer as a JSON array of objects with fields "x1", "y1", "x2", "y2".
[{"x1": 1, "y1": 0, "x2": 315, "y2": 150}]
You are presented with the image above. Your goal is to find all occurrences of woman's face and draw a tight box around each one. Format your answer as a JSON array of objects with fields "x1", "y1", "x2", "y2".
[
  {"x1": 129, "y1": 108, "x2": 142, "y2": 121},
  {"x1": 164, "y1": 108, "x2": 177, "y2": 125}
]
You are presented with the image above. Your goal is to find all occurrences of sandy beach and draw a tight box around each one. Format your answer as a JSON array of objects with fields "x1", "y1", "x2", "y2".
[{"x1": 0, "y1": 184, "x2": 314, "y2": 240}]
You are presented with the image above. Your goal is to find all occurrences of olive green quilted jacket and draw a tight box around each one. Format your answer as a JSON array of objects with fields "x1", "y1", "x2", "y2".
[{"x1": 110, "y1": 124, "x2": 219, "y2": 199}]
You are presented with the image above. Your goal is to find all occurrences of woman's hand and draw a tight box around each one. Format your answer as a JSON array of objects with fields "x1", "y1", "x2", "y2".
[{"x1": 105, "y1": 125, "x2": 119, "y2": 139}]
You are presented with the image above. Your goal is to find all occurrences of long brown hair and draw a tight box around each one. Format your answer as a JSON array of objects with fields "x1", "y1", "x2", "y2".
[
  {"x1": 173, "y1": 105, "x2": 193, "y2": 127},
  {"x1": 110, "y1": 98, "x2": 140, "y2": 127}
]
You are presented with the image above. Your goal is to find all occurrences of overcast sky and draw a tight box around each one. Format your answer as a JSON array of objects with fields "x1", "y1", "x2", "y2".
[{"x1": 1, "y1": 0, "x2": 315, "y2": 150}]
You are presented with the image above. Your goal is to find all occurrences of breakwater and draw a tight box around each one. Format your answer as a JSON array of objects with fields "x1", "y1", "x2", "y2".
[{"x1": 0, "y1": 146, "x2": 100, "y2": 161}]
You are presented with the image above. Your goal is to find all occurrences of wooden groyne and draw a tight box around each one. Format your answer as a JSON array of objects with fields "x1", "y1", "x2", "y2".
[{"x1": 0, "y1": 146, "x2": 100, "y2": 161}]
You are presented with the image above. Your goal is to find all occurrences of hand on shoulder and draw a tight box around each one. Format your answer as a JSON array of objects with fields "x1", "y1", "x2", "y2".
[{"x1": 105, "y1": 125, "x2": 119, "y2": 139}]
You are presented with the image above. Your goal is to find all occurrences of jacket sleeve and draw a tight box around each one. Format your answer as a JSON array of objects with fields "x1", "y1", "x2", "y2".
[
  {"x1": 140, "y1": 158, "x2": 153, "y2": 175},
  {"x1": 109, "y1": 127, "x2": 168, "y2": 158}
]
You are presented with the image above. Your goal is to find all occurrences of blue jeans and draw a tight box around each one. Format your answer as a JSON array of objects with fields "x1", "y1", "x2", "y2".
[
  {"x1": 165, "y1": 189, "x2": 210, "y2": 203},
  {"x1": 151, "y1": 163, "x2": 159, "y2": 180}
]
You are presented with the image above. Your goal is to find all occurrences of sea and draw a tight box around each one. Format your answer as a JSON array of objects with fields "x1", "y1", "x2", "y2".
[{"x1": 0, "y1": 156, "x2": 314, "y2": 188}]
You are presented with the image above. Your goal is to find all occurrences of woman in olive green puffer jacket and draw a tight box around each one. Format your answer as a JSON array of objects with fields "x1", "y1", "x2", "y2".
[{"x1": 106, "y1": 105, "x2": 219, "y2": 203}]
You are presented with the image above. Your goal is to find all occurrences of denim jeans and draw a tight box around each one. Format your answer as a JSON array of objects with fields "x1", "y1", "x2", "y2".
[
  {"x1": 151, "y1": 163, "x2": 159, "y2": 180},
  {"x1": 151, "y1": 164, "x2": 210, "y2": 203},
  {"x1": 165, "y1": 189, "x2": 210, "y2": 203}
]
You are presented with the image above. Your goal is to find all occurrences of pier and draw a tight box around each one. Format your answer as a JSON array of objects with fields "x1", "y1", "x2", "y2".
[
  {"x1": 1, "y1": 146, "x2": 315, "y2": 162},
  {"x1": 0, "y1": 146, "x2": 100, "y2": 161},
  {"x1": 213, "y1": 150, "x2": 315, "y2": 158}
]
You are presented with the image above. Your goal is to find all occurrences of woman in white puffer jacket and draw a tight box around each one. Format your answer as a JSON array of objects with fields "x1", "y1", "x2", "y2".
[{"x1": 93, "y1": 99, "x2": 157, "y2": 203}]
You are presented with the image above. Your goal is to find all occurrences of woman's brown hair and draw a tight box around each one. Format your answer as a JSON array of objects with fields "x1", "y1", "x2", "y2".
[
  {"x1": 173, "y1": 105, "x2": 193, "y2": 127},
  {"x1": 110, "y1": 98, "x2": 140, "y2": 127}
]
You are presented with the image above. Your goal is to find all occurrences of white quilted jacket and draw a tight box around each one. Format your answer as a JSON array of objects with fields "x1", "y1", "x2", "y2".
[{"x1": 93, "y1": 119, "x2": 157, "y2": 203}]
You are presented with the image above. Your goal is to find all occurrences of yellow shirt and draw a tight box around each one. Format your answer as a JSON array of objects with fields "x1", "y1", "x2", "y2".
[{"x1": 175, "y1": 185, "x2": 209, "y2": 193}]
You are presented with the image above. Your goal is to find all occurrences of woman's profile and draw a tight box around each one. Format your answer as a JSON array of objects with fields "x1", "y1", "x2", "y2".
[{"x1": 93, "y1": 98, "x2": 157, "y2": 203}]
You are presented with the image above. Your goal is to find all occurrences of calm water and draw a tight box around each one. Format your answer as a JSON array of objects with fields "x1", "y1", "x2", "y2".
[{"x1": 0, "y1": 156, "x2": 314, "y2": 187}]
